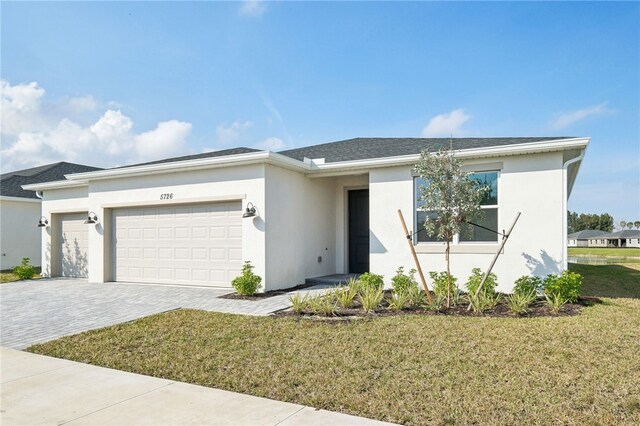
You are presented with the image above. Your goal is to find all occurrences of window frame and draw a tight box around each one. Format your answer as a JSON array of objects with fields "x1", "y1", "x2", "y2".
[{"x1": 413, "y1": 169, "x2": 501, "y2": 246}]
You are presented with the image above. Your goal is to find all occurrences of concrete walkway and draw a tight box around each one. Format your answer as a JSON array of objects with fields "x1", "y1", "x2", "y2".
[
  {"x1": 1, "y1": 279, "x2": 334, "y2": 349},
  {"x1": 0, "y1": 347, "x2": 394, "y2": 425}
]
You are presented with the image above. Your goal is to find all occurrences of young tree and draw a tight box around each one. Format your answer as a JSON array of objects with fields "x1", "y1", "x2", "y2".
[
  {"x1": 414, "y1": 147, "x2": 487, "y2": 306},
  {"x1": 627, "y1": 222, "x2": 634, "y2": 230},
  {"x1": 620, "y1": 220, "x2": 627, "y2": 230},
  {"x1": 634, "y1": 221, "x2": 640, "y2": 229}
]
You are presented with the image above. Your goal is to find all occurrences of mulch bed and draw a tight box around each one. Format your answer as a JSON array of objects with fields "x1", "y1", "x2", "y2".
[
  {"x1": 219, "y1": 283, "x2": 313, "y2": 300},
  {"x1": 274, "y1": 292, "x2": 603, "y2": 320}
]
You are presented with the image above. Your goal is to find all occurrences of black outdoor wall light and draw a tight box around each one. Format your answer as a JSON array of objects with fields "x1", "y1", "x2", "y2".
[
  {"x1": 242, "y1": 202, "x2": 257, "y2": 218},
  {"x1": 85, "y1": 212, "x2": 99, "y2": 224},
  {"x1": 37, "y1": 216, "x2": 48, "y2": 227}
]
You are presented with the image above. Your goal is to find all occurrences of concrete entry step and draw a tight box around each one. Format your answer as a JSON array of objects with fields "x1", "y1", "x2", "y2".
[{"x1": 304, "y1": 273, "x2": 360, "y2": 286}]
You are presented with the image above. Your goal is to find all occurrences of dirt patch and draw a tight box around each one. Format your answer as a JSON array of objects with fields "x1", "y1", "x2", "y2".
[
  {"x1": 219, "y1": 283, "x2": 313, "y2": 300},
  {"x1": 274, "y1": 294, "x2": 601, "y2": 319}
]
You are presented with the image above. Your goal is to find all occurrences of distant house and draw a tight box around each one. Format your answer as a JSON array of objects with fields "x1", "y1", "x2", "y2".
[
  {"x1": 567, "y1": 230, "x2": 607, "y2": 247},
  {"x1": 587, "y1": 230, "x2": 640, "y2": 248},
  {"x1": 0, "y1": 162, "x2": 101, "y2": 270}
]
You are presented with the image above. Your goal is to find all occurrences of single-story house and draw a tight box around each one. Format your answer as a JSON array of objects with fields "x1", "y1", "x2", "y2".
[
  {"x1": 23, "y1": 137, "x2": 589, "y2": 293},
  {"x1": 0, "y1": 162, "x2": 101, "y2": 270},
  {"x1": 588, "y1": 230, "x2": 640, "y2": 248},
  {"x1": 567, "y1": 229, "x2": 608, "y2": 247}
]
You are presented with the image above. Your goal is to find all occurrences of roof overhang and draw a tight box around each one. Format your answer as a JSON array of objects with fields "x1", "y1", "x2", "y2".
[
  {"x1": 21, "y1": 137, "x2": 590, "y2": 191},
  {"x1": 0, "y1": 195, "x2": 42, "y2": 203}
]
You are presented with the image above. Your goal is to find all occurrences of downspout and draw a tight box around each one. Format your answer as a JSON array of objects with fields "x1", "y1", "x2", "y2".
[
  {"x1": 562, "y1": 149, "x2": 586, "y2": 270},
  {"x1": 35, "y1": 190, "x2": 43, "y2": 199}
]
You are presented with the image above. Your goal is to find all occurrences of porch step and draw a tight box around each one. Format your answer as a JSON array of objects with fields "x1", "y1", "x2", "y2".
[{"x1": 304, "y1": 274, "x2": 360, "y2": 287}]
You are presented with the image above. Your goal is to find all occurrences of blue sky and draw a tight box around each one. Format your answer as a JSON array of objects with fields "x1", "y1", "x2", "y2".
[{"x1": 1, "y1": 1, "x2": 638, "y2": 223}]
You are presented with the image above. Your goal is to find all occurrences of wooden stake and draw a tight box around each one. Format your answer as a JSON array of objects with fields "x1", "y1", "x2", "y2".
[
  {"x1": 467, "y1": 212, "x2": 521, "y2": 311},
  {"x1": 398, "y1": 209, "x2": 433, "y2": 304}
]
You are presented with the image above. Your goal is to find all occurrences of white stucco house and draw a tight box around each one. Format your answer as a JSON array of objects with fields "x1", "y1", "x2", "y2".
[
  {"x1": 0, "y1": 162, "x2": 100, "y2": 270},
  {"x1": 567, "y1": 229, "x2": 607, "y2": 247},
  {"x1": 22, "y1": 137, "x2": 589, "y2": 293}
]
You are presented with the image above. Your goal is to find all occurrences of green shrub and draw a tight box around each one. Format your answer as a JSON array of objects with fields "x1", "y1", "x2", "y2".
[
  {"x1": 467, "y1": 291, "x2": 500, "y2": 314},
  {"x1": 513, "y1": 275, "x2": 543, "y2": 296},
  {"x1": 231, "y1": 261, "x2": 262, "y2": 295},
  {"x1": 387, "y1": 291, "x2": 410, "y2": 311},
  {"x1": 407, "y1": 285, "x2": 427, "y2": 308},
  {"x1": 307, "y1": 291, "x2": 337, "y2": 316},
  {"x1": 465, "y1": 268, "x2": 497, "y2": 297},
  {"x1": 13, "y1": 258, "x2": 36, "y2": 280},
  {"x1": 358, "y1": 272, "x2": 384, "y2": 293},
  {"x1": 429, "y1": 271, "x2": 459, "y2": 300},
  {"x1": 359, "y1": 286, "x2": 384, "y2": 313},
  {"x1": 545, "y1": 292, "x2": 566, "y2": 313},
  {"x1": 543, "y1": 271, "x2": 582, "y2": 302},
  {"x1": 426, "y1": 294, "x2": 446, "y2": 312},
  {"x1": 507, "y1": 290, "x2": 537, "y2": 315},
  {"x1": 335, "y1": 286, "x2": 358, "y2": 309},
  {"x1": 391, "y1": 267, "x2": 418, "y2": 296}
]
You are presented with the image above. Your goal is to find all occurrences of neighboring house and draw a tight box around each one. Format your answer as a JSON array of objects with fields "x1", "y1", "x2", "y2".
[
  {"x1": 567, "y1": 230, "x2": 607, "y2": 247},
  {"x1": 0, "y1": 162, "x2": 101, "y2": 270},
  {"x1": 588, "y1": 230, "x2": 640, "y2": 248},
  {"x1": 23, "y1": 137, "x2": 589, "y2": 293}
]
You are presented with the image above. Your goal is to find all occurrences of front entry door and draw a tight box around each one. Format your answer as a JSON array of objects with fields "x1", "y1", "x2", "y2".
[{"x1": 348, "y1": 189, "x2": 370, "y2": 273}]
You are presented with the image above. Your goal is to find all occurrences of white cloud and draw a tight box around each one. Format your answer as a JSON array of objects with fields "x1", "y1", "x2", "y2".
[
  {"x1": 239, "y1": 0, "x2": 266, "y2": 17},
  {"x1": 215, "y1": 120, "x2": 252, "y2": 145},
  {"x1": 421, "y1": 108, "x2": 471, "y2": 137},
  {"x1": 0, "y1": 80, "x2": 193, "y2": 170},
  {"x1": 135, "y1": 120, "x2": 192, "y2": 161},
  {"x1": 255, "y1": 137, "x2": 285, "y2": 151},
  {"x1": 551, "y1": 103, "x2": 613, "y2": 130}
]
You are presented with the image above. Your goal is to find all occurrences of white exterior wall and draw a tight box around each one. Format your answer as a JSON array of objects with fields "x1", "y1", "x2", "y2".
[
  {"x1": 40, "y1": 165, "x2": 268, "y2": 287},
  {"x1": 0, "y1": 198, "x2": 42, "y2": 270},
  {"x1": 369, "y1": 152, "x2": 565, "y2": 293}
]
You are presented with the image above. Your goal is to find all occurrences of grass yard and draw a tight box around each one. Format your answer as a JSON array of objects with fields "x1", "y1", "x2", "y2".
[
  {"x1": 28, "y1": 264, "x2": 640, "y2": 425},
  {"x1": 569, "y1": 247, "x2": 640, "y2": 258},
  {"x1": 0, "y1": 270, "x2": 42, "y2": 284}
]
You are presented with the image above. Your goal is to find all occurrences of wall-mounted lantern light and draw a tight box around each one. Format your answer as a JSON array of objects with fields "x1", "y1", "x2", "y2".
[
  {"x1": 85, "y1": 212, "x2": 99, "y2": 224},
  {"x1": 242, "y1": 202, "x2": 257, "y2": 218},
  {"x1": 37, "y1": 216, "x2": 48, "y2": 227}
]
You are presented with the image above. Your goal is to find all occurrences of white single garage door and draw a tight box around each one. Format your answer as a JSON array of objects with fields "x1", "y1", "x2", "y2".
[
  {"x1": 113, "y1": 202, "x2": 242, "y2": 287},
  {"x1": 59, "y1": 213, "x2": 89, "y2": 278}
]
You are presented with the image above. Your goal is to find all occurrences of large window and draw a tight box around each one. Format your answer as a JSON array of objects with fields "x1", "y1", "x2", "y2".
[{"x1": 414, "y1": 171, "x2": 499, "y2": 244}]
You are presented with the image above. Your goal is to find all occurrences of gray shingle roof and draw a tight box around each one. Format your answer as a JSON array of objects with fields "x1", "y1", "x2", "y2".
[
  {"x1": 112, "y1": 147, "x2": 262, "y2": 170},
  {"x1": 597, "y1": 230, "x2": 640, "y2": 239},
  {"x1": 568, "y1": 230, "x2": 608, "y2": 239},
  {"x1": 278, "y1": 137, "x2": 576, "y2": 163},
  {"x1": 0, "y1": 162, "x2": 102, "y2": 199}
]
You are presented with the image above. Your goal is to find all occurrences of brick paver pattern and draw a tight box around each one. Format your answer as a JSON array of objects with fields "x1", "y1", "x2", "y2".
[{"x1": 0, "y1": 278, "x2": 304, "y2": 349}]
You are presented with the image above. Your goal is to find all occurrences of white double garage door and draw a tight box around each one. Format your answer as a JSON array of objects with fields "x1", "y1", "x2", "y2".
[
  {"x1": 113, "y1": 202, "x2": 243, "y2": 287},
  {"x1": 59, "y1": 201, "x2": 243, "y2": 288}
]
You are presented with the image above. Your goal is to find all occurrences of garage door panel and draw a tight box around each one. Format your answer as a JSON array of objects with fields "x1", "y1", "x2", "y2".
[
  {"x1": 113, "y1": 201, "x2": 242, "y2": 287},
  {"x1": 59, "y1": 213, "x2": 89, "y2": 278}
]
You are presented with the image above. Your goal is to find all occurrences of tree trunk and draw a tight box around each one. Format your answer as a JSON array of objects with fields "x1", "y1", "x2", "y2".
[{"x1": 445, "y1": 240, "x2": 451, "y2": 308}]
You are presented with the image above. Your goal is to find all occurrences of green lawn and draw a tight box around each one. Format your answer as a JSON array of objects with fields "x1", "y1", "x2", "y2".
[
  {"x1": 0, "y1": 271, "x2": 42, "y2": 283},
  {"x1": 28, "y1": 264, "x2": 640, "y2": 425},
  {"x1": 569, "y1": 247, "x2": 640, "y2": 258}
]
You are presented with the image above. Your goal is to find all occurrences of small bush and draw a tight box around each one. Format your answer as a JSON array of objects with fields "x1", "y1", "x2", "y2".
[
  {"x1": 335, "y1": 286, "x2": 358, "y2": 309},
  {"x1": 387, "y1": 291, "x2": 410, "y2": 311},
  {"x1": 407, "y1": 285, "x2": 427, "y2": 308},
  {"x1": 429, "y1": 271, "x2": 459, "y2": 300},
  {"x1": 358, "y1": 272, "x2": 384, "y2": 293},
  {"x1": 543, "y1": 271, "x2": 582, "y2": 302},
  {"x1": 467, "y1": 291, "x2": 500, "y2": 314},
  {"x1": 13, "y1": 258, "x2": 36, "y2": 280},
  {"x1": 307, "y1": 292, "x2": 337, "y2": 316},
  {"x1": 231, "y1": 261, "x2": 262, "y2": 295},
  {"x1": 513, "y1": 275, "x2": 543, "y2": 296},
  {"x1": 426, "y1": 294, "x2": 446, "y2": 312},
  {"x1": 465, "y1": 268, "x2": 497, "y2": 297},
  {"x1": 289, "y1": 293, "x2": 309, "y2": 314},
  {"x1": 391, "y1": 267, "x2": 418, "y2": 296},
  {"x1": 359, "y1": 286, "x2": 384, "y2": 313},
  {"x1": 507, "y1": 290, "x2": 537, "y2": 315},
  {"x1": 545, "y1": 292, "x2": 567, "y2": 313}
]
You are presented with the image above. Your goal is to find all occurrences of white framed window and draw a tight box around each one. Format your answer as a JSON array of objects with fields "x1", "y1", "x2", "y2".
[{"x1": 414, "y1": 171, "x2": 499, "y2": 244}]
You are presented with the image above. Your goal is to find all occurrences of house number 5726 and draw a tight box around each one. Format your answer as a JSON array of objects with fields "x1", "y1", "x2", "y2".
[{"x1": 160, "y1": 193, "x2": 173, "y2": 200}]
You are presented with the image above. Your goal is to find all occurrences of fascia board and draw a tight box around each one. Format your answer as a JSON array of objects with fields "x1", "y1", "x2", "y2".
[
  {"x1": 22, "y1": 180, "x2": 89, "y2": 191},
  {"x1": 0, "y1": 195, "x2": 42, "y2": 203}
]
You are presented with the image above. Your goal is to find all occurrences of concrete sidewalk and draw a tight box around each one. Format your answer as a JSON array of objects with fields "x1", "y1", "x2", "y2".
[{"x1": 1, "y1": 347, "x2": 394, "y2": 425}]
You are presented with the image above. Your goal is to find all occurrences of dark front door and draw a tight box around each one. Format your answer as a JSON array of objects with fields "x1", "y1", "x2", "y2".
[{"x1": 348, "y1": 189, "x2": 370, "y2": 273}]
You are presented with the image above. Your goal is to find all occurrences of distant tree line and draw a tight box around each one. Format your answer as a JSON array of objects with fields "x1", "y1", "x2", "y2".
[{"x1": 568, "y1": 211, "x2": 614, "y2": 233}]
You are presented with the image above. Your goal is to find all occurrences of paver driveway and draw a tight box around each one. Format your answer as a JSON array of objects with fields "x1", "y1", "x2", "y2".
[{"x1": 0, "y1": 279, "x2": 294, "y2": 349}]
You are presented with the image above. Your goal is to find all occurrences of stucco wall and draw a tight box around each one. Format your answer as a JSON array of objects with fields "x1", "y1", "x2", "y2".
[
  {"x1": 264, "y1": 165, "x2": 337, "y2": 289},
  {"x1": 0, "y1": 198, "x2": 42, "y2": 270},
  {"x1": 369, "y1": 151, "x2": 565, "y2": 293}
]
